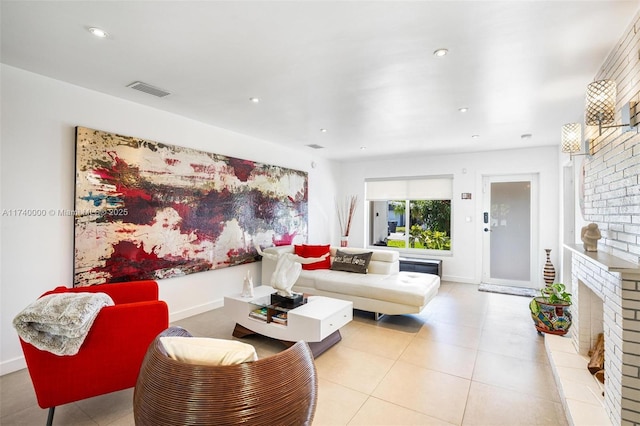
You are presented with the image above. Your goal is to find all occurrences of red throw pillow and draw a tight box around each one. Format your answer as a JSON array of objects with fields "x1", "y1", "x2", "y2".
[
  {"x1": 294, "y1": 244, "x2": 306, "y2": 256},
  {"x1": 301, "y1": 244, "x2": 331, "y2": 270}
]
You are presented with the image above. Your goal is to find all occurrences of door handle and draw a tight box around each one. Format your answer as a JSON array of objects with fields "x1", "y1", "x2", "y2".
[{"x1": 484, "y1": 228, "x2": 492, "y2": 232}]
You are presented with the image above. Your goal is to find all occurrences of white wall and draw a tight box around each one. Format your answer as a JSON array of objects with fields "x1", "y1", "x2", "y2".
[
  {"x1": 0, "y1": 64, "x2": 562, "y2": 375},
  {"x1": 336, "y1": 146, "x2": 560, "y2": 284},
  {"x1": 0, "y1": 65, "x2": 339, "y2": 374}
]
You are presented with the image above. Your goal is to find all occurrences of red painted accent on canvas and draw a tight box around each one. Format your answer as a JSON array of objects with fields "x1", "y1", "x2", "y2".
[
  {"x1": 228, "y1": 158, "x2": 256, "y2": 182},
  {"x1": 273, "y1": 232, "x2": 297, "y2": 246}
]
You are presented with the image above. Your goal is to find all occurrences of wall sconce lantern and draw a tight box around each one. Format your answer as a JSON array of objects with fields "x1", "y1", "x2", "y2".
[
  {"x1": 585, "y1": 79, "x2": 638, "y2": 136},
  {"x1": 561, "y1": 123, "x2": 582, "y2": 154},
  {"x1": 585, "y1": 79, "x2": 616, "y2": 128}
]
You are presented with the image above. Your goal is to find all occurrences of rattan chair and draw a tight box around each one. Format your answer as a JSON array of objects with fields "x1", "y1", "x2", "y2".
[{"x1": 133, "y1": 326, "x2": 318, "y2": 426}]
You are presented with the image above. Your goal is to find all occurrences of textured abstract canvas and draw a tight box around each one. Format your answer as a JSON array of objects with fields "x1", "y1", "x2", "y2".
[{"x1": 74, "y1": 127, "x2": 308, "y2": 286}]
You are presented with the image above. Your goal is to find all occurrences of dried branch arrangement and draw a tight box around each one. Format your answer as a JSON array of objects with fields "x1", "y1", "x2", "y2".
[{"x1": 336, "y1": 195, "x2": 358, "y2": 237}]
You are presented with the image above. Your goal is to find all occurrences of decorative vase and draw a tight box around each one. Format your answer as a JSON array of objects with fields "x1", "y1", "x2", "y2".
[
  {"x1": 543, "y1": 249, "x2": 555, "y2": 285},
  {"x1": 340, "y1": 236, "x2": 348, "y2": 247},
  {"x1": 530, "y1": 297, "x2": 572, "y2": 335}
]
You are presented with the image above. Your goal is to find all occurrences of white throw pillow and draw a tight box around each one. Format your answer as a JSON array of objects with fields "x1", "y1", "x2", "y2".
[{"x1": 160, "y1": 336, "x2": 258, "y2": 366}]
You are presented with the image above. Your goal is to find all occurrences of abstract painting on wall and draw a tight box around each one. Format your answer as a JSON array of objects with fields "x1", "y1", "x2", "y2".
[{"x1": 73, "y1": 127, "x2": 308, "y2": 287}]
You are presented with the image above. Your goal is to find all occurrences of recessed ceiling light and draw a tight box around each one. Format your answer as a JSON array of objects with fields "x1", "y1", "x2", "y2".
[
  {"x1": 433, "y1": 48, "x2": 449, "y2": 57},
  {"x1": 360, "y1": 146, "x2": 367, "y2": 150},
  {"x1": 88, "y1": 27, "x2": 108, "y2": 38},
  {"x1": 249, "y1": 97, "x2": 260, "y2": 103},
  {"x1": 320, "y1": 128, "x2": 327, "y2": 133},
  {"x1": 471, "y1": 134, "x2": 480, "y2": 139},
  {"x1": 458, "y1": 107, "x2": 469, "y2": 113}
]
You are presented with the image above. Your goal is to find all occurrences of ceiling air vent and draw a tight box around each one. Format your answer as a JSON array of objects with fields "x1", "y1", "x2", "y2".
[
  {"x1": 126, "y1": 81, "x2": 171, "y2": 98},
  {"x1": 306, "y1": 144, "x2": 325, "y2": 149}
]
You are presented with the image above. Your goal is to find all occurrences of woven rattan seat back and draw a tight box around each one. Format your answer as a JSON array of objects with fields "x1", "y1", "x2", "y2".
[{"x1": 133, "y1": 326, "x2": 318, "y2": 426}]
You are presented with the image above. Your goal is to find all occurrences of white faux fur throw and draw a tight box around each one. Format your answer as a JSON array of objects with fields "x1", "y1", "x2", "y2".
[{"x1": 13, "y1": 292, "x2": 114, "y2": 356}]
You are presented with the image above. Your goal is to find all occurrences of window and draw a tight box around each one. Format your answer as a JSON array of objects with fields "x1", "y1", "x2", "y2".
[{"x1": 366, "y1": 177, "x2": 452, "y2": 252}]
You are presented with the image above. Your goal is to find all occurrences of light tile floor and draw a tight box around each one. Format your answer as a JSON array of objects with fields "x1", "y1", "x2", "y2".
[{"x1": 0, "y1": 282, "x2": 568, "y2": 425}]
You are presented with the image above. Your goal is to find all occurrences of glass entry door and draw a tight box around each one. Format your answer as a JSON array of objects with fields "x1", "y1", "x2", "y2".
[{"x1": 482, "y1": 174, "x2": 538, "y2": 288}]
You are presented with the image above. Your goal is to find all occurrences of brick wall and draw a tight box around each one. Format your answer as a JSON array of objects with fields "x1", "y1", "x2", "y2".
[
  {"x1": 583, "y1": 11, "x2": 640, "y2": 264},
  {"x1": 576, "y1": 10, "x2": 640, "y2": 425}
]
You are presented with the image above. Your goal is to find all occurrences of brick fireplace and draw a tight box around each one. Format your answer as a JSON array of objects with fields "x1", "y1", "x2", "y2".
[
  {"x1": 564, "y1": 245, "x2": 640, "y2": 425},
  {"x1": 557, "y1": 10, "x2": 640, "y2": 424}
]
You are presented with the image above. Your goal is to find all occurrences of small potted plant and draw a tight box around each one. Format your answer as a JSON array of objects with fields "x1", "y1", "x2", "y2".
[{"x1": 529, "y1": 283, "x2": 572, "y2": 335}]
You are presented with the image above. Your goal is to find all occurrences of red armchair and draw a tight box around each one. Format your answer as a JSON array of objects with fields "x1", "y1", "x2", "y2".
[{"x1": 18, "y1": 280, "x2": 169, "y2": 426}]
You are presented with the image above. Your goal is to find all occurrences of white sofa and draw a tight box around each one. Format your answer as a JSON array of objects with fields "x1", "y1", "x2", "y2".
[{"x1": 261, "y1": 245, "x2": 440, "y2": 318}]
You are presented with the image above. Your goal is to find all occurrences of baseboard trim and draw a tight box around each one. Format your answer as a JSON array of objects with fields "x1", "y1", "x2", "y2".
[
  {"x1": 1, "y1": 356, "x2": 27, "y2": 376},
  {"x1": 169, "y1": 299, "x2": 223, "y2": 322},
  {"x1": 441, "y1": 275, "x2": 476, "y2": 284}
]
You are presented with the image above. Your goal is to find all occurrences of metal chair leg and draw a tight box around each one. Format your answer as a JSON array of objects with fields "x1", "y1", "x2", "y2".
[{"x1": 46, "y1": 406, "x2": 55, "y2": 426}]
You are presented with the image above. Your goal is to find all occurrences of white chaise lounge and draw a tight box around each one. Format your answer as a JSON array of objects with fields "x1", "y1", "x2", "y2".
[{"x1": 261, "y1": 245, "x2": 440, "y2": 318}]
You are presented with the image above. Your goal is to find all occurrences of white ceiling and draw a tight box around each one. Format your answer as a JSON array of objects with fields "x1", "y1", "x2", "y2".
[{"x1": 2, "y1": 1, "x2": 639, "y2": 161}]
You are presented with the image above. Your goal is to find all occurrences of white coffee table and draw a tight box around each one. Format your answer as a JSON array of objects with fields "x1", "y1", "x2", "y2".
[{"x1": 224, "y1": 285, "x2": 353, "y2": 357}]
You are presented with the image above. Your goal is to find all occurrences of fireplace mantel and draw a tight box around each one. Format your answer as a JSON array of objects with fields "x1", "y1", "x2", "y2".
[{"x1": 564, "y1": 244, "x2": 640, "y2": 279}]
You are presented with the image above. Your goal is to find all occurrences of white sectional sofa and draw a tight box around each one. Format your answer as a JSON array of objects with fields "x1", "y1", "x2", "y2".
[{"x1": 261, "y1": 245, "x2": 440, "y2": 318}]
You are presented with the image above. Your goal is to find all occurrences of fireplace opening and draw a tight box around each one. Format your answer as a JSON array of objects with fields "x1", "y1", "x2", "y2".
[
  {"x1": 575, "y1": 280, "x2": 604, "y2": 357},
  {"x1": 575, "y1": 280, "x2": 606, "y2": 397}
]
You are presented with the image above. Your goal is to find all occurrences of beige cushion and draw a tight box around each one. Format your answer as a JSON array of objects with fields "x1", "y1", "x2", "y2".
[
  {"x1": 329, "y1": 247, "x2": 398, "y2": 262},
  {"x1": 299, "y1": 270, "x2": 440, "y2": 306},
  {"x1": 160, "y1": 336, "x2": 258, "y2": 366}
]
